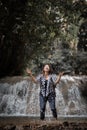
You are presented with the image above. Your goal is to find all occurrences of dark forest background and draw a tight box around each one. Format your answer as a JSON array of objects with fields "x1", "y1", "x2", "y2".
[{"x1": 0, "y1": 0, "x2": 87, "y2": 78}]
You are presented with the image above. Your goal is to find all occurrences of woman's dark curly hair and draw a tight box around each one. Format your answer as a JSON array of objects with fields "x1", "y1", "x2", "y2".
[{"x1": 42, "y1": 63, "x2": 53, "y2": 75}]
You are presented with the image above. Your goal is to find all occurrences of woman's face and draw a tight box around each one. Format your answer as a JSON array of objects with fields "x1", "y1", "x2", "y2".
[{"x1": 43, "y1": 64, "x2": 50, "y2": 72}]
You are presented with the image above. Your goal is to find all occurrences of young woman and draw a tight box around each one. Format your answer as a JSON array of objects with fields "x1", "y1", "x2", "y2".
[{"x1": 26, "y1": 64, "x2": 64, "y2": 120}]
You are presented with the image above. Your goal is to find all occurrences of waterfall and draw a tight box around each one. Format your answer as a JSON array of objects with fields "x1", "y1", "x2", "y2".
[{"x1": 0, "y1": 76, "x2": 87, "y2": 117}]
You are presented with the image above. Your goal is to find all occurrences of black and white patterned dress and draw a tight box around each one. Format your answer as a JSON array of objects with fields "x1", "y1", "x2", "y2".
[{"x1": 36, "y1": 74, "x2": 57, "y2": 97}]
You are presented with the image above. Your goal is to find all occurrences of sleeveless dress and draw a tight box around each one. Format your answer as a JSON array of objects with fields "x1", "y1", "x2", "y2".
[{"x1": 36, "y1": 74, "x2": 57, "y2": 97}]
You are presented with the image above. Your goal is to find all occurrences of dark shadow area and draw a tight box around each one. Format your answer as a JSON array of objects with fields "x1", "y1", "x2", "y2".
[
  {"x1": 0, "y1": 0, "x2": 27, "y2": 78},
  {"x1": 78, "y1": 21, "x2": 87, "y2": 51},
  {"x1": 79, "y1": 81, "x2": 87, "y2": 101}
]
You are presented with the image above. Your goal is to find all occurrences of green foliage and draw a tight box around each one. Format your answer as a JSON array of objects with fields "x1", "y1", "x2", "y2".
[{"x1": 0, "y1": 0, "x2": 87, "y2": 77}]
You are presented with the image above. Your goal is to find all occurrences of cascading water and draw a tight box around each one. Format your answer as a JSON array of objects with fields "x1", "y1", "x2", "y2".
[{"x1": 0, "y1": 76, "x2": 87, "y2": 117}]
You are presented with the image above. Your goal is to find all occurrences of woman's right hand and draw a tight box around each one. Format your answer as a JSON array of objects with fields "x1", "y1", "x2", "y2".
[
  {"x1": 59, "y1": 72, "x2": 64, "y2": 76},
  {"x1": 26, "y1": 68, "x2": 32, "y2": 75},
  {"x1": 26, "y1": 68, "x2": 37, "y2": 83}
]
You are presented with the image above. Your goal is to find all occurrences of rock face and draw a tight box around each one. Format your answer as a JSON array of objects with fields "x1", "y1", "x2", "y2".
[{"x1": 0, "y1": 76, "x2": 87, "y2": 117}]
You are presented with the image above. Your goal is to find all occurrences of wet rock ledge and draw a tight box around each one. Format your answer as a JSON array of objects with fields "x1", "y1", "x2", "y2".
[{"x1": 0, "y1": 118, "x2": 87, "y2": 130}]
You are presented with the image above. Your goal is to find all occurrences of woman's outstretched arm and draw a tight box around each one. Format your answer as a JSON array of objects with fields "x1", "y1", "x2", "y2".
[
  {"x1": 26, "y1": 68, "x2": 37, "y2": 83},
  {"x1": 55, "y1": 72, "x2": 64, "y2": 85}
]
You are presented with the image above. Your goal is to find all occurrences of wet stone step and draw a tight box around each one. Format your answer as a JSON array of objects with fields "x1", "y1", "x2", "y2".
[{"x1": 0, "y1": 122, "x2": 87, "y2": 130}]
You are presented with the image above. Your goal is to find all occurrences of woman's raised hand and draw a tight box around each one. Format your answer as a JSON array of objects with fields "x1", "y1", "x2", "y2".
[
  {"x1": 26, "y1": 68, "x2": 32, "y2": 75},
  {"x1": 26, "y1": 68, "x2": 37, "y2": 83},
  {"x1": 59, "y1": 72, "x2": 64, "y2": 76}
]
